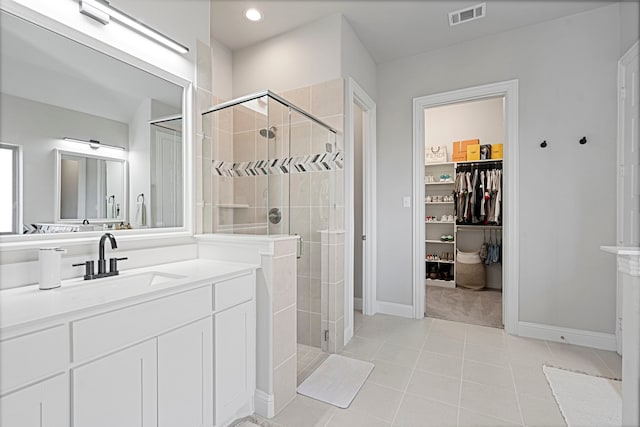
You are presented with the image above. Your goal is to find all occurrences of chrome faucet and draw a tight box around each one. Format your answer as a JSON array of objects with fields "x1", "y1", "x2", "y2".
[
  {"x1": 72, "y1": 232, "x2": 127, "y2": 280},
  {"x1": 98, "y1": 232, "x2": 117, "y2": 275}
]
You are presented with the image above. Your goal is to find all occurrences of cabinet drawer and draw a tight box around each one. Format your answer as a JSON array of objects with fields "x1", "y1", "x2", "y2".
[
  {"x1": 0, "y1": 325, "x2": 67, "y2": 394},
  {"x1": 214, "y1": 274, "x2": 253, "y2": 311},
  {"x1": 72, "y1": 286, "x2": 212, "y2": 362}
]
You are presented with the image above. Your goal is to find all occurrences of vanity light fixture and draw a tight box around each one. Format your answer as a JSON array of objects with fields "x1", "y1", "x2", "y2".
[
  {"x1": 78, "y1": 0, "x2": 189, "y2": 54},
  {"x1": 63, "y1": 137, "x2": 125, "y2": 151},
  {"x1": 244, "y1": 8, "x2": 263, "y2": 22}
]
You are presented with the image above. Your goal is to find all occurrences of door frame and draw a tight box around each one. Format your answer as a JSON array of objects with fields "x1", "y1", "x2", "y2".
[
  {"x1": 616, "y1": 40, "x2": 639, "y2": 354},
  {"x1": 344, "y1": 77, "x2": 377, "y2": 344},
  {"x1": 412, "y1": 79, "x2": 520, "y2": 334}
]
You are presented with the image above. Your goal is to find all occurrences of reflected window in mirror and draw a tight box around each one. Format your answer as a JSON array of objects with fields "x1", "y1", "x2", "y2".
[{"x1": 0, "y1": 143, "x2": 22, "y2": 234}]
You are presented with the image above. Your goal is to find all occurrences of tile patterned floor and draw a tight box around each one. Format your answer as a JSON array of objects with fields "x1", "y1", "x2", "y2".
[{"x1": 272, "y1": 312, "x2": 621, "y2": 427}]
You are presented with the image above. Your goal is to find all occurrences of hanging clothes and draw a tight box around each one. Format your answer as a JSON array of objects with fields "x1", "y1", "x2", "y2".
[{"x1": 455, "y1": 161, "x2": 502, "y2": 225}]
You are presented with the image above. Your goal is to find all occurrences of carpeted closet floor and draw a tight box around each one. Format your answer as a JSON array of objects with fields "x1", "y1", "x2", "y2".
[{"x1": 426, "y1": 285, "x2": 503, "y2": 328}]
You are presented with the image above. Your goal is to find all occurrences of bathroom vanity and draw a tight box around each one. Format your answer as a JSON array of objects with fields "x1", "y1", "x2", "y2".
[{"x1": 0, "y1": 259, "x2": 257, "y2": 427}]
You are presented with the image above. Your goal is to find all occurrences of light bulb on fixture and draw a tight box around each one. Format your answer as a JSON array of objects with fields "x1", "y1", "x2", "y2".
[
  {"x1": 244, "y1": 8, "x2": 263, "y2": 22},
  {"x1": 78, "y1": 0, "x2": 189, "y2": 54},
  {"x1": 63, "y1": 137, "x2": 125, "y2": 151}
]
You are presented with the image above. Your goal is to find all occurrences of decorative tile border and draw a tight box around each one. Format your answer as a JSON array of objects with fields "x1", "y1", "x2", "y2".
[{"x1": 212, "y1": 152, "x2": 344, "y2": 177}]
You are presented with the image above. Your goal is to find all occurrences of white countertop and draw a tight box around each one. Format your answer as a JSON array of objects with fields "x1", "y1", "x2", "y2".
[{"x1": 0, "y1": 259, "x2": 256, "y2": 332}]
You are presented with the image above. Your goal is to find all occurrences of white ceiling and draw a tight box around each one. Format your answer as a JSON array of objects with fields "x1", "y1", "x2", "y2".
[{"x1": 211, "y1": 0, "x2": 613, "y2": 63}]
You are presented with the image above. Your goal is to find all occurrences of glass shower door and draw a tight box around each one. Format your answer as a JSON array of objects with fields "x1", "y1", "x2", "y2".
[{"x1": 286, "y1": 107, "x2": 337, "y2": 352}]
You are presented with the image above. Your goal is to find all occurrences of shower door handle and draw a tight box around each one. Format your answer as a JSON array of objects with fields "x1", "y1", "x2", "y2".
[{"x1": 295, "y1": 234, "x2": 303, "y2": 259}]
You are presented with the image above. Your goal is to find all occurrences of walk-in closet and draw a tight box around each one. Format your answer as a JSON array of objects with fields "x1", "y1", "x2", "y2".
[{"x1": 424, "y1": 97, "x2": 505, "y2": 328}]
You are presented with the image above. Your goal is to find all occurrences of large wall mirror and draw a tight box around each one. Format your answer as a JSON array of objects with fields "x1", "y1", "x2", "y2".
[{"x1": 0, "y1": 10, "x2": 186, "y2": 237}]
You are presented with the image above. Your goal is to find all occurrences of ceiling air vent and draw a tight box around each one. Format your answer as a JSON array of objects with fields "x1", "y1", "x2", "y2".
[{"x1": 449, "y1": 3, "x2": 486, "y2": 26}]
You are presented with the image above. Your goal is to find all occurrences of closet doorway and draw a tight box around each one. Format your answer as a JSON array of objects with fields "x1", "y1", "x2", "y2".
[
  {"x1": 412, "y1": 80, "x2": 519, "y2": 334},
  {"x1": 424, "y1": 97, "x2": 504, "y2": 328}
]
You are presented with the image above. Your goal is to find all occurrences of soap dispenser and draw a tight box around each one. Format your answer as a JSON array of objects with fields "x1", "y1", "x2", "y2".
[{"x1": 38, "y1": 247, "x2": 66, "y2": 290}]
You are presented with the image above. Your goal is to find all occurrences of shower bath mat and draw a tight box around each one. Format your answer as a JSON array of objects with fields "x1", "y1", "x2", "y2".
[
  {"x1": 297, "y1": 354, "x2": 374, "y2": 408},
  {"x1": 543, "y1": 365, "x2": 621, "y2": 426}
]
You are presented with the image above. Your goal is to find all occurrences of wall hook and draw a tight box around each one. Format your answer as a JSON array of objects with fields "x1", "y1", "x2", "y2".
[
  {"x1": 540, "y1": 140, "x2": 548, "y2": 148},
  {"x1": 579, "y1": 136, "x2": 587, "y2": 145}
]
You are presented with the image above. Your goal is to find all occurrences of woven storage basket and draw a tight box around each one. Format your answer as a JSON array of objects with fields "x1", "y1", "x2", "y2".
[{"x1": 456, "y1": 250, "x2": 486, "y2": 290}]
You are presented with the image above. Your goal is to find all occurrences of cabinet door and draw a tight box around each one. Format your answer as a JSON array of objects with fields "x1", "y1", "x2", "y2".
[
  {"x1": 0, "y1": 374, "x2": 67, "y2": 427},
  {"x1": 72, "y1": 340, "x2": 157, "y2": 427},
  {"x1": 158, "y1": 318, "x2": 213, "y2": 427},
  {"x1": 214, "y1": 301, "x2": 255, "y2": 426}
]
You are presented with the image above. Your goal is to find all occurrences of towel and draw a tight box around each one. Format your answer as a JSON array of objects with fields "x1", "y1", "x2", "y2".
[
  {"x1": 106, "y1": 199, "x2": 115, "y2": 219},
  {"x1": 135, "y1": 201, "x2": 146, "y2": 227}
]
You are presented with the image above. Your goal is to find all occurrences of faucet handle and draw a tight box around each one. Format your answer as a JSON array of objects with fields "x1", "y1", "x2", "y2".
[
  {"x1": 109, "y1": 257, "x2": 128, "y2": 275},
  {"x1": 72, "y1": 261, "x2": 95, "y2": 280}
]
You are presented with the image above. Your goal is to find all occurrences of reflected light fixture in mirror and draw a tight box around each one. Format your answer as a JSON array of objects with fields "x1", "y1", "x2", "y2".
[
  {"x1": 78, "y1": 0, "x2": 189, "y2": 54},
  {"x1": 63, "y1": 137, "x2": 125, "y2": 151}
]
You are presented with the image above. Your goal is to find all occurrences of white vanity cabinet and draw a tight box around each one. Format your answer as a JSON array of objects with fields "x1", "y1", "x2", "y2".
[
  {"x1": 0, "y1": 375, "x2": 67, "y2": 427},
  {"x1": 0, "y1": 262, "x2": 257, "y2": 427},
  {"x1": 213, "y1": 274, "x2": 256, "y2": 426},
  {"x1": 158, "y1": 318, "x2": 213, "y2": 427},
  {"x1": 72, "y1": 340, "x2": 158, "y2": 427},
  {"x1": 0, "y1": 325, "x2": 68, "y2": 427}
]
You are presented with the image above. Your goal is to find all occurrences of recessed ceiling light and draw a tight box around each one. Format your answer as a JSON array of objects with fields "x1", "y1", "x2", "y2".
[{"x1": 244, "y1": 8, "x2": 263, "y2": 22}]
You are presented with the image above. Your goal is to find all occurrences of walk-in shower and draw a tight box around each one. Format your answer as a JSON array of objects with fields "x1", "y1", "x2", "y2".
[{"x1": 201, "y1": 91, "x2": 342, "y2": 357}]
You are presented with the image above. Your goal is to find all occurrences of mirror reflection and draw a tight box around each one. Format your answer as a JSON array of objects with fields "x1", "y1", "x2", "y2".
[
  {"x1": 58, "y1": 152, "x2": 126, "y2": 221},
  {"x1": 0, "y1": 10, "x2": 184, "y2": 235}
]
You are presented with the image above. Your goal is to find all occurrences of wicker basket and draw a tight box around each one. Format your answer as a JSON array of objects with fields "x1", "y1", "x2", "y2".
[{"x1": 456, "y1": 250, "x2": 486, "y2": 290}]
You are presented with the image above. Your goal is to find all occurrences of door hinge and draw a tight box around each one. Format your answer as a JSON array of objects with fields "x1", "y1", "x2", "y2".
[
  {"x1": 324, "y1": 330, "x2": 329, "y2": 342},
  {"x1": 619, "y1": 164, "x2": 625, "y2": 178},
  {"x1": 362, "y1": 235, "x2": 366, "y2": 241},
  {"x1": 620, "y1": 86, "x2": 626, "y2": 99}
]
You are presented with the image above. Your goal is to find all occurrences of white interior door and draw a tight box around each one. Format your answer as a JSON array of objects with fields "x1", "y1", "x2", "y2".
[{"x1": 617, "y1": 41, "x2": 640, "y2": 355}]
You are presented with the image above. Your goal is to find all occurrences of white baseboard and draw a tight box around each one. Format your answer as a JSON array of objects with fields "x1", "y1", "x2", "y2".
[
  {"x1": 354, "y1": 297, "x2": 363, "y2": 311},
  {"x1": 254, "y1": 389, "x2": 274, "y2": 419},
  {"x1": 376, "y1": 300, "x2": 414, "y2": 318},
  {"x1": 518, "y1": 321, "x2": 617, "y2": 351}
]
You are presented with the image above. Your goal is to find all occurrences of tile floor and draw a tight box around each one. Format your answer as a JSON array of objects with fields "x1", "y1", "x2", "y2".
[{"x1": 271, "y1": 311, "x2": 621, "y2": 427}]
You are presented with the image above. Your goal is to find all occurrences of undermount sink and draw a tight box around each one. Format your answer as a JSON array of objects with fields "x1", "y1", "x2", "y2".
[{"x1": 59, "y1": 271, "x2": 187, "y2": 298}]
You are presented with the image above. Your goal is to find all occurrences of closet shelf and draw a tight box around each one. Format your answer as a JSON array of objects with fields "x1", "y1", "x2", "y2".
[
  {"x1": 425, "y1": 181, "x2": 454, "y2": 185},
  {"x1": 425, "y1": 239, "x2": 455, "y2": 244},
  {"x1": 425, "y1": 221, "x2": 455, "y2": 224},
  {"x1": 425, "y1": 259, "x2": 454, "y2": 264},
  {"x1": 425, "y1": 202, "x2": 454, "y2": 205},
  {"x1": 455, "y1": 158, "x2": 503, "y2": 166}
]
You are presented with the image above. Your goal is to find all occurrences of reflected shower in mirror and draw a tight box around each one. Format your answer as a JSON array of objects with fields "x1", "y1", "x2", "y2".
[{"x1": 0, "y1": 10, "x2": 184, "y2": 235}]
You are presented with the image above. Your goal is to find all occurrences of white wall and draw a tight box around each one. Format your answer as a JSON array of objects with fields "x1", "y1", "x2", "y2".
[
  {"x1": 341, "y1": 16, "x2": 377, "y2": 101},
  {"x1": 0, "y1": 93, "x2": 128, "y2": 226},
  {"x1": 353, "y1": 103, "x2": 364, "y2": 300},
  {"x1": 620, "y1": 0, "x2": 639, "y2": 54},
  {"x1": 232, "y1": 14, "x2": 342, "y2": 97},
  {"x1": 212, "y1": 38, "x2": 233, "y2": 101},
  {"x1": 425, "y1": 98, "x2": 505, "y2": 150},
  {"x1": 377, "y1": 4, "x2": 620, "y2": 333}
]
